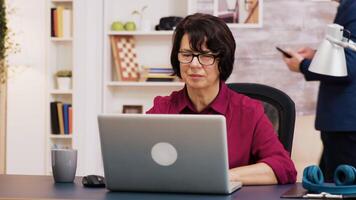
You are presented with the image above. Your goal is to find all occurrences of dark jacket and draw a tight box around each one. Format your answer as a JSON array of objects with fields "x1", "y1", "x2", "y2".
[{"x1": 300, "y1": 0, "x2": 356, "y2": 131}]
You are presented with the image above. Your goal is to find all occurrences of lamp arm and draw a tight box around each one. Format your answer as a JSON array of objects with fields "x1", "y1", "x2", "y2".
[{"x1": 326, "y1": 35, "x2": 356, "y2": 52}]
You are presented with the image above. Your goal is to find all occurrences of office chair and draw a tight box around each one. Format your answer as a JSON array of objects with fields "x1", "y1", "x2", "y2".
[{"x1": 227, "y1": 83, "x2": 296, "y2": 154}]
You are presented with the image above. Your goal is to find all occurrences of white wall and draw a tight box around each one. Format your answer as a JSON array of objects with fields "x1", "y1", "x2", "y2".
[
  {"x1": 73, "y1": 0, "x2": 104, "y2": 175},
  {"x1": 292, "y1": 115, "x2": 323, "y2": 182},
  {"x1": 4, "y1": 0, "x2": 324, "y2": 176},
  {"x1": 6, "y1": 0, "x2": 46, "y2": 174},
  {"x1": 5, "y1": 0, "x2": 104, "y2": 175}
]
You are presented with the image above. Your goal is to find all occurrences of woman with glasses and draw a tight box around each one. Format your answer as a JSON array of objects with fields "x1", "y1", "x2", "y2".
[{"x1": 147, "y1": 13, "x2": 296, "y2": 185}]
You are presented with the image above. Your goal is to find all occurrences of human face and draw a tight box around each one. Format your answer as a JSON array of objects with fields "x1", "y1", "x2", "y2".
[{"x1": 179, "y1": 34, "x2": 220, "y2": 90}]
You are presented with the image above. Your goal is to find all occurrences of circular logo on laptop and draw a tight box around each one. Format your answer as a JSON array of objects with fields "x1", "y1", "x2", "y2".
[{"x1": 151, "y1": 142, "x2": 177, "y2": 166}]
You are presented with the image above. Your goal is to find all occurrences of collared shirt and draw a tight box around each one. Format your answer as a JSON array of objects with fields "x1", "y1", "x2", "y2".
[{"x1": 146, "y1": 81, "x2": 297, "y2": 184}]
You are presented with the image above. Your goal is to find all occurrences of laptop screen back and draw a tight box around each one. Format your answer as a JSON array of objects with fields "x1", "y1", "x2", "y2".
[{"x1": 98, "y1": 114, "x2": 231, "y2": 194}]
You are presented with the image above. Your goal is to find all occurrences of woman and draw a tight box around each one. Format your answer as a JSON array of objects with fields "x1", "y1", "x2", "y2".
[{"x1": 147, "y1": 13, "x2": 297, "y2": 185}]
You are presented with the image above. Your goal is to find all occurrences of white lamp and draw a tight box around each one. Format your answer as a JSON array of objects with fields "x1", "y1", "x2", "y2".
[{"x1": 309, "y1": 24, "x2": 356, "y2": 77}]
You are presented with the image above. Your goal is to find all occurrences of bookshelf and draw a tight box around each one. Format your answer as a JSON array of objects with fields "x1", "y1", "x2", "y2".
[
  {"x1": 50, "y1": 37, "x2": 73, "y2": 42},
  {"x1": 50, "y1": 89, "x2": 73, "y2": 95},
  {"x1": 107, "y1": 30, "x2": 174, "y2": 36},
  {"x1": 102, "y1": 0, "x2": 263, "y2": 113},
  {"x1": 102, "y1": 0, "x2": 187, "y2": 114},
  {"x1": 46, "y1": 0, "x2": 74, "y2": 174},
  {"x1": 106, "y1": 81, "x2": 184, "y2": 87}
]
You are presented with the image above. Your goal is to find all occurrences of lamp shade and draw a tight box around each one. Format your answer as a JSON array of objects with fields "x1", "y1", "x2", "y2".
[{"x1": 309, "y1": 24, "x2": 348, "y2": 77}]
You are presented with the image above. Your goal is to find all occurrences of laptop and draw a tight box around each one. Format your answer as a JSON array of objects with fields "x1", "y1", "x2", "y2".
[{"x1": 98, "y1": 114, "x2": 242, "y2": 194}]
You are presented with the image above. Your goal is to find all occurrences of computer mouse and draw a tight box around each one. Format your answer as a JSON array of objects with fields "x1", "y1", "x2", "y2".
[{"x1": 82, "y1": 175, "x2": 106, "y2": 188}]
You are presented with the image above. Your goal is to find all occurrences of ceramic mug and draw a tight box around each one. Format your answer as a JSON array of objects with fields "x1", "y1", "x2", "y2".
[{"x1": 51, "y1": 149, "x2": 77, "y2": 183}]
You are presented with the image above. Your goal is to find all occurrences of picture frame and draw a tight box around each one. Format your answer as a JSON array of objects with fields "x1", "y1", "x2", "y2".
[
  {"x1": 122, "y1": 105, "x2": 143, "y2": 114},
  {"x1": 188, "y1": 0, "x2": 263, "y2": 28}
]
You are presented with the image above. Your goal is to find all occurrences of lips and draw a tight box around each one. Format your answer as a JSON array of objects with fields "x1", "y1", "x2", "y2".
[{"x1": 189, "y1": 74, "x2": 204, "y2": 78}]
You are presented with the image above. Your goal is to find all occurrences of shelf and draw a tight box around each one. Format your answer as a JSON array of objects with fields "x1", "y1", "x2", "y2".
[
  {"x1": 49, "y1": 134, "x2": 73, "y2": 139},
  {"x1": 51, "y1": 0, "x2": 73, "y2": 2},
  {"x1": 108, "y1": 31, "x2": 174, "y2": 36},
  {"x1": 51, "y1": 37, "x2": 73, "y2": 42},
  {"x1": 107, "y1": 81, "x2": 184, "y2": 87},
  {"x1": 50, "y1": 89, "x2": 73, "y2": 95}
]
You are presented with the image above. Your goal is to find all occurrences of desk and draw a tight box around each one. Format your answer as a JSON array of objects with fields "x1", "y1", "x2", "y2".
[{"x1": 0, "y1": 175, "x2": 296, "y2": 200}]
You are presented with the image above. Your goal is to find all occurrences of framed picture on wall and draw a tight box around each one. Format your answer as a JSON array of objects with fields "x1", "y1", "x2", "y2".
[
  {"x1": 188, "y1": 0, "x2": 263, "y2": 28},
  {"x1": 122, "y1": 105, "x2": 143, "y2": 114}
]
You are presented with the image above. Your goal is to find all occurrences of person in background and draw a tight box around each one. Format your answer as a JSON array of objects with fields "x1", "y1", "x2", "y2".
[
  {"x1": 147, "y1": 13, "x2": 297, "y2": 185},
  {"x1": 282, "y1": 0, "x2": 356, "y2": 181}
]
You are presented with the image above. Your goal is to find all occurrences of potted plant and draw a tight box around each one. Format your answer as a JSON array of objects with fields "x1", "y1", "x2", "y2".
[
  {"x1": 0, "y1": 0, "x2": 7, "y2": 84},
  {"x1": 55, "y1": 69, "x2": 72, "y2": 90},
  {"x1": 132, "y1": 5, "x2": 150, "y2": 31}
]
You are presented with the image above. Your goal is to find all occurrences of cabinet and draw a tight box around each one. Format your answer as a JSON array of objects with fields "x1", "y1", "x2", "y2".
[
  {"x1": 45, "y1": 0, "x2": 75, "y2": 174},
  {"x1": 103, "y1": 0, "x2": 187, "y2": 113}
]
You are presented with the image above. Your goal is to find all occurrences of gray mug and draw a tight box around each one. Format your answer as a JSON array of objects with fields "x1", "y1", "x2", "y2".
[{"x1": 51, "y1": 149, "x2": 77, "y2": 183}]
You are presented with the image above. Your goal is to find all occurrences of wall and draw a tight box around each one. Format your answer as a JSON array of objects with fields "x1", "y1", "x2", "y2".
[
  {"x1": 5, "y1": 0, "x2": 336, "y2": 175},
  {"x1": 81, "y1": 0, "x2": 336, "y2": 177},
  {"x1": 227, "y1": 0, "x2": 337, "y2": 181},
  {"x1": 292, "y1": 115, "x2": 322, "y2": 181},
  {"x1": 74, "y1": 0, "x2": 104, "y2": 176},
  {"x1": 229, "y1": 0, "x2": 337, "y2": 115},
  {"x1": 0, "y1": 82, "x2": 6, "y2": 173},
  {"x1": 6, "y1": 0, "x2": 46, "y2": 174}
]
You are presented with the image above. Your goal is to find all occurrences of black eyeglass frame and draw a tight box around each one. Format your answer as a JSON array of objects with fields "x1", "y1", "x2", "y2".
[{"x1": 178, "y1": 51, "x2": 220, "y2": 66}]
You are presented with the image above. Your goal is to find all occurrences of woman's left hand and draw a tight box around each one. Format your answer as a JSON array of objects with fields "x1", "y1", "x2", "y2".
[{"x1": 229, "y1": 163, "x2": 278, "y2": 185}]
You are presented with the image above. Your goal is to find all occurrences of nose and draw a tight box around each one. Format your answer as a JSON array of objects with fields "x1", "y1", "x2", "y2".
[{"x1": 190, "y1": 56, "x2": 202, "y2": 67}]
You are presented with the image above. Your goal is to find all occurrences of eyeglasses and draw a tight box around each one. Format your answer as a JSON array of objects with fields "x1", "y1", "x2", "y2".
[{"x1": 178, "y1": 51, "x2": 219, "y2": 66}]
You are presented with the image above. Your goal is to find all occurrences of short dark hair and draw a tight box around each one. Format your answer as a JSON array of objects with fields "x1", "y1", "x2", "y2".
[{"x1": 170, "y1": 13, "x2": 236, "y2": 81}]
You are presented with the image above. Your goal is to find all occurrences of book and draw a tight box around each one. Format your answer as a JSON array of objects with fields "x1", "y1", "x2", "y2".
[
  {"x1": 143, "y1": 65, "x2": 172, "y2": 69},
  {"x1": 63, "y1": 104, "x2": 70, "y2": 134},
  {"x1": 50, "y1": 8, "x2": 56, "y2": 37},
  {"x1": 110, "y1": 36, "x2": 122, "y2": 81},
  {"x1": 53, "y1": 8, "x2": 58, "y2": 37},
  {"x1": 69, "y1": 106, "x2": 73, "y2": 134},
  {"x1": 50, "y1": 102, "x2": 60, "y2": 134},
  {"x1": 62, "y1": 9, "x2": 72, "y2": 38},
  {"x1": 148, "y1": 70, "x2": 174, "y2": 74},
  {"x1": 145, "y1": 74, "x2": 176, "y2": 78},
  {"x1": 146, "y1": 78, "x2": 175, "y2": 82},
  {"x1": 57, "y1": 102, "x2": 64, "y2": 135},
  {"x1": 56, "y1": 6, "x2": 64, "y2": 37}
]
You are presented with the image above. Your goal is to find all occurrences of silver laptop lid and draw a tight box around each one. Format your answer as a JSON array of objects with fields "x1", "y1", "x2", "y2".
[{"x1": 98, "y1": 114, "x2": 232, "y2": 194}]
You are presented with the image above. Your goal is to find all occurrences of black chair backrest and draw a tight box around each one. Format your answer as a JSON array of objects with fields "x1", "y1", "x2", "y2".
[{"x1": 227, "y1": 83, "x2": 296, "y2": 154}]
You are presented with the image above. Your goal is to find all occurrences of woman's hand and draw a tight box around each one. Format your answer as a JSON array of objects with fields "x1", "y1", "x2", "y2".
[{"x1": 229, "y1": 163, "x2": 278, "y2": 185}]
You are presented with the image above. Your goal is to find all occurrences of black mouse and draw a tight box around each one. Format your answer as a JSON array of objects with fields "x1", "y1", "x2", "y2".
[{"x1": 82, "y1": 175, "x2": 106, "y2": 188}]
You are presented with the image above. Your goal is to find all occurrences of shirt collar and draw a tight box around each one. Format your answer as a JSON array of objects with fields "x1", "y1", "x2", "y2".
[
  {"x1": 210, "y1": 81, "x2": 229, "y2": 114},
  {"x1": 175, "y1": 86, "x2": 193, "y2": 113},
  {"x1": 175, "y1": 81, "x2": 229, "y2": 115}
]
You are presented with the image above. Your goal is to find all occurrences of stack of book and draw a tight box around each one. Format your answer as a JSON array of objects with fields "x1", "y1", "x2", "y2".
[
  {"x1": 143, "y1": 66, "x2": 176, "y2": 82},
  {"x1": 50, "y1": 102, "x2": 73, "y2": 135},
  {"x1": 50, "y1": 6, "x2": 72, "y2": 38}
]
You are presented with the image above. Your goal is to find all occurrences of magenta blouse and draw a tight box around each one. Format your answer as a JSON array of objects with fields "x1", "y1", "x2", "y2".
[{"x1": 147, "y1": 81, "x2": 297, "y2": 184}]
